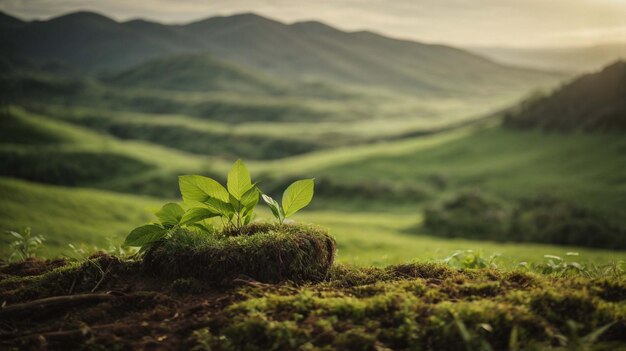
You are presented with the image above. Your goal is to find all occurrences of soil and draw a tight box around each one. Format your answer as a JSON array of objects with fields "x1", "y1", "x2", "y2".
[{"x1": 0, "y1": 256, "x2": 242, "y2": 350}]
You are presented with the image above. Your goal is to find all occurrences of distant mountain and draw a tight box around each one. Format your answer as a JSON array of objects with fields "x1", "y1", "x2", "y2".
[
  {"x1": 105, "y1": 54, "x2": 282, "y2": 93},
  {"x1": 504, "y1": 61, "x2": 626, "y2": 131},
  {"x1": 1, "y1": 11, "x2": 199, "y2": 72},
  {"x1": 468, "y1": 44, "x2": 625, "y2": 73},
  {"x1": 0, "y1": 11, "x2": 560, "y2": 97}
]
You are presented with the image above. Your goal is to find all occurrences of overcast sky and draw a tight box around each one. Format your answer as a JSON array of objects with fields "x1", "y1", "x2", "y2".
[{"x1": 1, "y1": 0, "x2": 625, "y2": 48}]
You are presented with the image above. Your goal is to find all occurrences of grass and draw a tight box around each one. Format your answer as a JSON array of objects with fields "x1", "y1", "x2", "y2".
[
  {"x1": 287, "y1": 124, "x2": 626, "y2": 216},
  {"x1": 0, "y1": 178, "x2": 160, "y2": 258},
  {"x1": 3, "y1": 107, "x2": 212, "y2": 172},
  {"x1": 2, "y1": 178, "x2": 625, "y2": 267},
  {"x1": 298, "y1": 211, "x2": 626, "y2": 267}
]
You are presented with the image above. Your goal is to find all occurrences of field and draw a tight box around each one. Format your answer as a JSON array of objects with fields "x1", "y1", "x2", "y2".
[{"x1": 2, "y1": 115, "x2": 625, "y2": 265}]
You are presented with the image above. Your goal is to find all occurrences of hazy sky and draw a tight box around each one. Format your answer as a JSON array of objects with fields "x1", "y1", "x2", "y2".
[{"x1": 1, "y1": 0, "x2": 625, "y2": 48}]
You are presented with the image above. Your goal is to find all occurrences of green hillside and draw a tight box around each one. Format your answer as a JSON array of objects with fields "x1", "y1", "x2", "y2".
[
  {"x1": 504, "y1": 60, "x2": 626, "y2": 131},
  {"x1": 298, "y1": 125, "x2": 626, "y2": 216},
  {"x1": 105, "y1": 54, "x2": 282, "y2": 93},
  {"x1": 2, "y1": 177, "x2": 624, "y2": 265},
  {"x1": 0, "y1": 178, "x2": 158, "y2": 257},
  {"x1": 2, "y1": 104, "x2": 625, "y2": 255}
]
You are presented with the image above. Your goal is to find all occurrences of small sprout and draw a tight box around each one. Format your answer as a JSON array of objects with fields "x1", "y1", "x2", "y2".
[
  {"x1": 4, "y1": 227, "x2": 45, "y2": 262},
  {"x1": 262, "y1": 179, "x2": 315, "y2": 224},
  {"x1": 441, "y1": 249, "x2": 500, "y2": 269}
]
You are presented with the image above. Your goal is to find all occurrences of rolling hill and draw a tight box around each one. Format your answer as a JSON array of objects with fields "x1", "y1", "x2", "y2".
[
  {"x1": 504, "y1": 60, "x2": 626, "y2": 131},
  {"x1": 104, "y1": 54, "x2": 282, "y2": 93},
  {"x1": 0, "y1": 11, "x2": 561, "y2": 97}
]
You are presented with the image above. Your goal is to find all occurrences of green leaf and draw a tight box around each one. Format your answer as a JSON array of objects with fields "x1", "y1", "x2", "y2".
[
  {"x1": 243, "y1": 211, "x2": 254, "y2": 225},
  {"x1": 282, "y1": 179, "x2": 314, "y2": 218},
  {"x1": 180, "y1": 207, "x2": 220, "y2": 225},
  {"x1": 155, "y1": 203, "x2": 184, "y2": 227},
  {"x1": 227, "y1": 159, "x2": 252, "y2": 200},
  {"x1": 241, "y1": 186, "x2": 259, "y2": 213},
  {"x1": 229, "y1": 194, "x2": 242, "y2": 212},
  {"x1": 261, "y1": 194, "x2": 283, "y2": 221},
  {"x1": 205, "y1": 197, "x2": 235, "y2": 218},
  {"x1": 123, "y1": 224, "x2": 167, "y2": 247},
  {"x1": 6, "y1": 231, "x2": 23, "y2": 240},
  {"x1": 188, "y1": 222, "x2": 214, "y2": 234},
  {"x1": 179, "y1": 175, "x2": 229, "y2": 203}
]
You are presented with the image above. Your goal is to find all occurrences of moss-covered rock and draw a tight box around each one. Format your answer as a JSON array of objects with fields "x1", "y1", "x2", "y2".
[{"x1": 143, "y1": 223, "x2": 336, "y2": 283}]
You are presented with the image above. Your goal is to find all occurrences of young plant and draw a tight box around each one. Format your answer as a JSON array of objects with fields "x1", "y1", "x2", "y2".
[
  {"x1": 123, "y1": 159, "x2": 261, "y2": 250},
  {"x1": 178, "y1": 159, "x2": 260, "y2": 230},
  {"x1": 4, "y1": 227, "x2": 45, "y2": 262},
  {"x1": 441, "y1": 250, "x2": 500, "y2": 269},
  {"x1": 261, "y1": 179, "x2": 315, "y2": 224},
  {"x1": 122, "y1": 159, "x2": 316, "y2": 250}
]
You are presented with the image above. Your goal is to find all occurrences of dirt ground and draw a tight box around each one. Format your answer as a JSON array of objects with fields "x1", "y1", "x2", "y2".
[{"x1": 0, "y1": 255, "x2": 244, "y2": 350}]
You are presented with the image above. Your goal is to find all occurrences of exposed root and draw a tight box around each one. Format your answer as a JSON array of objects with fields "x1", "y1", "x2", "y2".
[{"x1": 0, "y1": 293, "x2": 117, "y2": 319}]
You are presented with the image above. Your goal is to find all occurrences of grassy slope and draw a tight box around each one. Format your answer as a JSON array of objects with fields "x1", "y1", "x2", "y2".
[
  {"x1": 2, "y1": 106, "x2": 625, "y2": 262},
  {"x1": 2, "y1": 107, "x2": 211, "y2": 172},
  {"x1": 264, "y1": 124, "x2": 626, "y2": 216},
  {"x1": 2, "y1": 107, "x2": 625, "y2": 264},
  {"x1": 298, "y1": 211, "x2": 626, "y2": 266},
  {"x1": 1, "y1": 178, "x2": 624, "y2": 265},
  {"x1": 105, "y1": 54, "x2": 281, "y2": 94},
  {"x1": 0, "y1": 178, "x2": 159, "y2": 258}
]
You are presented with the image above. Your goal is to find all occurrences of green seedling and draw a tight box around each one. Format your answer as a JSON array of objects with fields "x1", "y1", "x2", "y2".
[
  {"x1": 123, "y1": 159, "x2": 315, "y2": 250},
  {"x1": 261, "y1": 179, "x2": 315, "y2": 224},
  {"x1": 5, "y1": 227, "x2": 45, "y2": 262}
]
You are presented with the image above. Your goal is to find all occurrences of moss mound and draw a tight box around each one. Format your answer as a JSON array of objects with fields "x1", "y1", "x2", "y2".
[{"x1": 143, "y1": 223, "x2": 336, "y2": 283}]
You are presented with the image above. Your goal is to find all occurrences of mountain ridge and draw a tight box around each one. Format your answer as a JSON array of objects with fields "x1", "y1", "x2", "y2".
[{"x1": 1, "y1": 10, "x2": 561, "y2": 97}]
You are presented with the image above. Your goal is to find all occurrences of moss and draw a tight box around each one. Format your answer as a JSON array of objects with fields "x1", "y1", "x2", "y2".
[
  {"x1": 591, "y1": 278, "x2": 626, "y2": 302},
  {"x1": 193, "y1": 264, "x2": 625, "y2": 351},
  {"x1": 327, "y1": 262, "x2": 455, "y2": 288},
  {"x1": 143, "y1": 223, "x2": 336, "y2": 284},
  {"x1": 2, "y1": 253, "x2": 623, "y2": 350},
  {"x1": 503, "y1": 270, "x2": 540, "y2": 288},
  {"x1": 334, "y1": 328, "x2": 378, "y2": 351}
]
